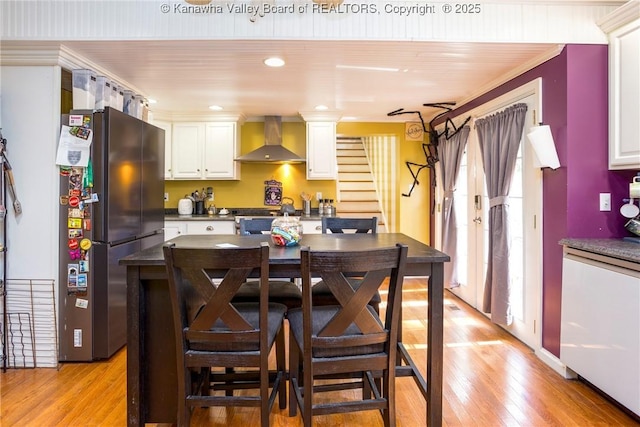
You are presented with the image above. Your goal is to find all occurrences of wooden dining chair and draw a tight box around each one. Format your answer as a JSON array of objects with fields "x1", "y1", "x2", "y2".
[
  {"x1": 238, "y1": 217, "x2": 277, "y2": 235},
  {"x1": 287, "y1": 244, "x2": 408, "y2": 427},
  {"x1": 235, "y1": 218, "x2": 303, "y2": 312},
  {"x1": 163, "y1": 242, "x2": 287, "y2": 427},
  {"x1": 321, "y1": 216, "x2": 378, "y2": 234},
  {"x1": 313, "y1": 216, "x2": 381, "y2": 312}
]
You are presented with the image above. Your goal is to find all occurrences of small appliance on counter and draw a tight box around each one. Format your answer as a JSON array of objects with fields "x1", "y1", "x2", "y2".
[{"x1": 178, "y1": 197, "x2": 193, "y2": 216}]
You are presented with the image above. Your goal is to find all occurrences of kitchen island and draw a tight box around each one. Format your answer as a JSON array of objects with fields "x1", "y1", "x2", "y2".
[{"x1": 120, "y1": 233, "x2": 449, "y2": 426}]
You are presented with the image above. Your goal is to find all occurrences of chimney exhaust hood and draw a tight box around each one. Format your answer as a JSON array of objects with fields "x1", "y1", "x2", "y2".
[{"x1": 236, "y1": 116, "x2": 306, "y2": 163}]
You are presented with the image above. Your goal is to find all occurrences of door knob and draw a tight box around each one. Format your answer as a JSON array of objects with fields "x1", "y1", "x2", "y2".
[{"x1": 473, "y1": 217, "x2": 482, "y2": 224}]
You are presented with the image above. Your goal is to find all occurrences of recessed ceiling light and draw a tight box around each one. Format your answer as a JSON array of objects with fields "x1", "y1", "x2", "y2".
[
  {"x1": 315, "y1": 105, "x2": 329, "y2": 111},
  {"x1": 264, "y1": 57, "x2": 285, "y2": 67},
  {"x1": 147, "y1": 98, "x2": 157, "y2": 104},
  {"x1": 209, "y1": 105, "x2": 223, "y2": 111}
]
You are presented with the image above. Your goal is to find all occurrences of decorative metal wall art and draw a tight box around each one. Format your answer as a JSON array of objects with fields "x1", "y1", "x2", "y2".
[{"x1": 388, "y1": 102, "x2": 471, "y2": 197}]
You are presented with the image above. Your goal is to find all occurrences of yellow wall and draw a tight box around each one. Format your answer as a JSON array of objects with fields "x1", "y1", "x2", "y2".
[
  {"x1": 337, "y1": 123, "x2": 431, "y2": 244},
  {"x1": 164, "y1": 121, "x2": 335, "y2": 211},
  {"x1": 165, "y1": 120, "x2": 431, "y2": 244}
]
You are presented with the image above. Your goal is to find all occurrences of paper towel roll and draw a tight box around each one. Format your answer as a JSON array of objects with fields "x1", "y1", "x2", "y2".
[{"x1": 526, "y1": 125, "x2": 560, "y2": 169}]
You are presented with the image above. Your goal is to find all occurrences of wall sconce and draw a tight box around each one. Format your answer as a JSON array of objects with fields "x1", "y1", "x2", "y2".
[{"x1": 527, "y1": 124, "x2": 560, "y2": 169}]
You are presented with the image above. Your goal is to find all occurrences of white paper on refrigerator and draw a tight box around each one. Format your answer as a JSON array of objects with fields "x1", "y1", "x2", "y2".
[{"x1": 56, "y1": 125, "x2": 93, "y2": 167}]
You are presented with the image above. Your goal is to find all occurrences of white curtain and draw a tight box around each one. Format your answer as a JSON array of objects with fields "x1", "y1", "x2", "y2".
[
  {"x1": 475, "y1": 103, "x2": 527, "y2": 325},
  {"x1": 438, "y1": 126, "x2": 470, "y2": 288}
]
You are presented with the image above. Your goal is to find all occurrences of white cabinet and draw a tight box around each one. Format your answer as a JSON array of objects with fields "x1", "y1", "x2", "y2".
[
  {"x1": 607, "y1": 17, "x2": 640, "y2": 169},
  {"x1": 152, "y1": 120, "x2": 173, "y2": 179},
  {"x1": 165, "y1": 220, "x2": 235, "y2": 239},
  {"x1": 561, "y1": 248, "x2": 640, "y2": 416},
  {"x1": 203, "y1": 122, "x2": 240, "y2": 179},
  {"x1": 306, "y1": 122, "x2": 337, "y2": 180},
  {"x1": 301, "y1": 220, "x2": 322, "y2": 234},
  {"x1": 171, "y1": 122, "x2": 240, "y2": 180},
  {"x1": 164, "y1": 222, "x2": 185, "y2": 241},
  {"x1": 172, "y1": 122, "x2": 204, "y2": 179},
  {"x1": 185, "y1": 221, "x2": 235, "y2": 235}
]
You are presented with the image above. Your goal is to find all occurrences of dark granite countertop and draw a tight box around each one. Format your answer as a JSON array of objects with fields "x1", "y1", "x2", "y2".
[
  {"x1": 165, "y1": 213, "x2": 325, "y2": 221},
  {"x1": 559, "y1": 238, "x2": 640, "y2": 264},
  {"x1": 165, "y1": 214, "x2": 236, "y2": 221}
]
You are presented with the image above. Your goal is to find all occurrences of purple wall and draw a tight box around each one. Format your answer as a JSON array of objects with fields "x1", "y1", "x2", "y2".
[{"x1": 436, "y1": 45, "x2": 639, "y2": 357}]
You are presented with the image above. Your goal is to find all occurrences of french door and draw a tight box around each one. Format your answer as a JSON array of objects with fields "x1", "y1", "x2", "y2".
[{"x1": 436, "y1": 81, "x2": 543, "y2": 349}]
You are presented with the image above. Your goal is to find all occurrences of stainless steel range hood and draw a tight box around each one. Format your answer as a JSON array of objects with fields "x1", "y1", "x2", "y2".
[{"x1": 236, "y1": 116, "x2": 306, "y2": 163}]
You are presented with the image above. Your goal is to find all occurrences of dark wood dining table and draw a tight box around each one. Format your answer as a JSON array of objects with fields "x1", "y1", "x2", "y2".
[{"x1": 119, "y1": 232, "x2": 449, "y2": 426}]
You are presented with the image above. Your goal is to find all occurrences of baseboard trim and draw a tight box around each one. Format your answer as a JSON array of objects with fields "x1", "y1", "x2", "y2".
[{"x1": 536, "y1": 347, "x2": 577, "y2": 379}]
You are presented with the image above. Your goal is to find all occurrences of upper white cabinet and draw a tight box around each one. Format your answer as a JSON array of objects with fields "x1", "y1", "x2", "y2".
[
  {"x1": 172, "y1": 122, "x2": 204, "y2": 179},
  {"x1": 604, "y1": 8, "x2": 640, "y2": 170},
  {"x1": 170, "y1": 121, "x2": 240, "y2": 180},
  {"x1": 306, "y1": 121, "x2": 337, "y2": 180},
  {"x1": 151, "y1": 120, "x2": 173, "y2": 179},
  {"x1": 203, "y1": 122, "x2": 240, "y2": 179}
]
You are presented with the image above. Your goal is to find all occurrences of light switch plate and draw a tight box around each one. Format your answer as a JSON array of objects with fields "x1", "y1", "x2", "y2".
[{"x1": 599, "y1": 193, "x2": 611, "y2": 211}]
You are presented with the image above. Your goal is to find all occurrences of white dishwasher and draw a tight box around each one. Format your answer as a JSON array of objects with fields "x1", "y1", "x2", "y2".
[{"x1": 561, "y1": 247, "x2": 640, "y2": 417}]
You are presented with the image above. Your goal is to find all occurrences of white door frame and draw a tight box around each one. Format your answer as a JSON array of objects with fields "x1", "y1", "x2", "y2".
[{"x1": 435, "y1": 78, "x2": 544, "y2": 351}]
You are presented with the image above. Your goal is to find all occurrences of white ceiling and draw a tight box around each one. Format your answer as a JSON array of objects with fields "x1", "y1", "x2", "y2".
[
  {"x1": 67, "y1": 39, "x2": 563, "y2": 122},
  {"x1": 50, "y1": 39, "x2": 562, "y2": 122}
]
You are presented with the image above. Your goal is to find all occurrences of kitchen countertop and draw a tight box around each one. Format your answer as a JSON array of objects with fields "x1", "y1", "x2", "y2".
[
  {"x1": 165, "y1": 214, "x2": 325, "y2": 221},
  {"x1": 559, "y1": 238, "x2": 640, "y2": 264}
]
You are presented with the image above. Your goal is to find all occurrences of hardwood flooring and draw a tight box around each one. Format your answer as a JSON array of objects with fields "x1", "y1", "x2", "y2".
[{"x1": 1, "y1": 278, "x2": 638, "y2": 426}]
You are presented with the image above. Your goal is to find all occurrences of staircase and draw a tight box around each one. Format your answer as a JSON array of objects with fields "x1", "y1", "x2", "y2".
[{"x1": 335, "y1": 137, "x2": 386, "y2": 231}]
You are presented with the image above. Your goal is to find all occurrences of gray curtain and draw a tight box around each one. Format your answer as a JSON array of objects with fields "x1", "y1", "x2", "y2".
[
  {"x1": 475, "y1": 103, "x2": 527, "y2": 325},
  {"x1": 438, "y1": 126, "x2": 470, "y2": 288}
]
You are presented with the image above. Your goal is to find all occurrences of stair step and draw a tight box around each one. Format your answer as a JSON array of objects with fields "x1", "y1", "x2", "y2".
[
  {"x1": 338, "y1": 172, "x2": 374, "y2": 181},
  {"x1": 336, "y1": 143, "x2": 365, "y2": 150},
  {"x1": 337, "y1": 201, "x2": 381, "y2": 211},
  {"x1": 338, "y1": 181, "x2": 377, "y2": 191},
  {"x1": 337, "y1": 157, "x2": 369, "y2": 165},
  {"x1": 337, "y1": 149, "x2": 366, "y2": 157},
  {"x1": 338, "y1": 164, "x2": 371, "y2": 173},
  {"x1": 340, "y1": 191, "x2": 378, "y2": 201}
]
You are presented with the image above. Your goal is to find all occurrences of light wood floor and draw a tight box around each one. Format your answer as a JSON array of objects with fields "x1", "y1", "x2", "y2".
[{"x1": 1, "y1": 279, "x2": 638, "y2": 426}]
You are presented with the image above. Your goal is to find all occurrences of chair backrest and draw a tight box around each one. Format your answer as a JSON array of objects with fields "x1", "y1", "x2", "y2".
[
  {"x1": 239, "y1": 217, "x2": 275, "y2": 235},
  {"x1": 163, "y1": 242, "x2": 271, "y2": 353},
  {"x1": 299, "y1": 244, "x2": 408, "y2": 355},
  {"x1": 321, "y1": 216, "x2": 378, "y2": 234}
]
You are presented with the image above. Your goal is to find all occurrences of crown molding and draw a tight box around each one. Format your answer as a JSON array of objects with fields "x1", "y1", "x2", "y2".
[
  {"x1": 597, "y1": 0, "x2": 640, "y2": 33},
  {"x1": 0, "y1": 44, "x2": 61, "y2": 66},
  {"x1": 451, "y1": 44, "x2": 565, "y2": 119},
  {"x1": 0, "y1": 43, "x2": 146, "y2": 98}
]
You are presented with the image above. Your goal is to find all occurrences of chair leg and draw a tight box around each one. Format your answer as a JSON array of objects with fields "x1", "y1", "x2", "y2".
[
  {"x1": 178, "y1": 367, "x2": 191, "y2": 427},
  {"x1": 276, "y1": 325, "x2": 287, "y2": 410},
  {"x1": 224, "y1": 367, "x2": 234, "y2": 396},
  {"x1": 261, "y1": 355, "x2": 270, "y2": 427},
  {"x1": 302, "y1": 354, "x2": 313, "y2": 427},
  {"x1": 288, "y1": 334, "x2": 300, "y2": 417},
  {"x1": 383, "y1": 365, "x2": 396, "y2": 427}
]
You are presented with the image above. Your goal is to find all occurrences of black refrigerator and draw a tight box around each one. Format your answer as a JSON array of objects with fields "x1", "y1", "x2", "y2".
[{"x1": 58, "y1": 107, "x2": 165, "y2": 361}]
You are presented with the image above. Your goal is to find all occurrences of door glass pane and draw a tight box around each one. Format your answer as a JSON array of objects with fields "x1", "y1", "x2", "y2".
[
  {"x1": 454, "y1": 150, "x2": 468, "y2": 286},
  {"x1": 509, "y1": 146, "x2": 524, "y2": 321}
]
